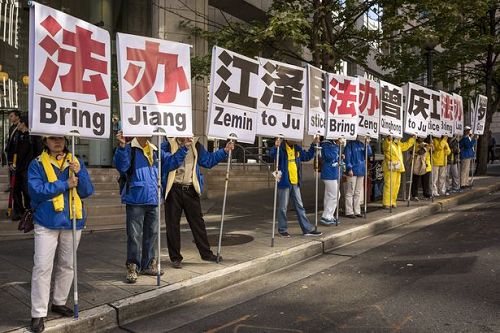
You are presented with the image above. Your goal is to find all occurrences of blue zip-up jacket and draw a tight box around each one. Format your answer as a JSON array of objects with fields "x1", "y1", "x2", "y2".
[
  {"x1": 28, "y1": 156, "x2": 94, "y2": 230},
  {"x1": 320, "y1": 140, "x2": 340, "y2": 180},
  {"x1": 162, "y1": 138, "x2": 228, "y2": 195},
  {"x1": 114, "y1": 140, "x2": 188, "y2": 205},
  {"x1": 344, "y1": 140, "x2": 373, "y2": 176},
  {"x1": 269, "y1": 142, "x2": 315, "y2": 188},
  {"x1": 459, "y1": 136, "x2": 476, "y2": 160}
]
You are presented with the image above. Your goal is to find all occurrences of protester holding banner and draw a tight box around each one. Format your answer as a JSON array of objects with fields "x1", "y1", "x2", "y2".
[
  {"x1": 382, "y1": 135, "x2": 416, "y2": 208},
  {"x1": 459, "y1": 126, "x2": 477, "y2": 188},
  {"x1": 411, "y1": 137, "x2": 432, "y2": 200},
  {"x1": 28, "y1": 136, "x2": 94, "y2": 332},
  {"x1": 114, "y1": 132, "x2": 187, "y2": 282},
  {"x1": 320, "y1": 138, "x2": 341, "y2": 225},
  {"x1": 162, "y1": 137, "x2": 234, "y2": 268},
  {"x1": 270, "y1": 137, "x2": 323, "y2": 237},
  {"x1": 447, "y1": 135, "x2": 461, "y2": 193},
  {"x1": 432, "y1": 136, "x2": 451, "y2": 197},
  {"x1": 344, "y1": 136, "x2": 373, "y2": 218}
]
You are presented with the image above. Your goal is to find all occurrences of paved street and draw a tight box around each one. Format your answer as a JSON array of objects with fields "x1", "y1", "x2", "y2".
[{"x1": 115, "y1": 190, "x2": 500, "y2": 333}]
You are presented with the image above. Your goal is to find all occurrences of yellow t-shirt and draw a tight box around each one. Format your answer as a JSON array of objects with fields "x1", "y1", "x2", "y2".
[
  {"x1": 286, "y1": 143, "x2": 298, "y2": 185},
  {"x1": 142, "y1": 143, "x2": 154, "y2": 166}
]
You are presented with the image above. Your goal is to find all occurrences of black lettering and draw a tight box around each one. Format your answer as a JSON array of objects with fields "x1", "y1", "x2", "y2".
[{"x1": 40, "y1": 97, "x2": 57, "y2": 124}]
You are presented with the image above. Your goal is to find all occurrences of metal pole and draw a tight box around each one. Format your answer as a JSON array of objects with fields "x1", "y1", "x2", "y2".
[
  {"x1": 429, "y1": 135, "x2": 434, "y2": 202},
  {"x1": 156, "y1": 134, "x2": 162, "y2": 286},
  {"x1": 407, "y1": 141, "x2": 417, "y2": 207},
  {"x1": 335, "y1": 140, "x2": 343, "y2": 225},
  {"x1": 217, "y1": 136, "x2": 235, "y2": 263},
  {"x1": 313, "y1": 135, "x2": 320, "y2": 231},
  {"x1": 271, "y1": 138, "x2": 281, "y2": 247},
  {"x1": 364, "y1": 138, "x2": 368, "y2": 218},
  {"x1": 389, "y1": 138, "x2": 393, "y2": 214},
  {"x1": 70, "y1": 134, "x2": 79, "y2": 319},
  {"x1": 470, "y1": 138, "x2": 477, "y2": 189}
]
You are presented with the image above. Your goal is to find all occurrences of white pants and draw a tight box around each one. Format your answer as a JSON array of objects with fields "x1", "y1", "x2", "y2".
[
  {"x1": 31, "y1": 224, "x2": 82, "y2": 318},
  {"x1": 432, "y1": 166, "x2": 447, "y2": 196},
  {"x1": 447, "y1": 164, "x2": 460, "y2": 191},
  {"x1": 344, "y1": 176, "x2": 364, "y2": 215},
  {"x1": 322, "y1": 179, "x2": 339, "y2": 220},
  {"x1": 460, "y1": 158, "x2": 472, "y2": 187}
]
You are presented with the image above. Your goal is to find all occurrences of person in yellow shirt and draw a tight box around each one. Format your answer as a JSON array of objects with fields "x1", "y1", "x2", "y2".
[
  {"x1": 432, "y1": 135, "x2": 451, "y2": 197},
  {"x1": 382, "y1": 135, "x2": 416, "y2": 208}
]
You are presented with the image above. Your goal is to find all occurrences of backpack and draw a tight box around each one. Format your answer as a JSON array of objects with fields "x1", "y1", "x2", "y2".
[
  {"x1": 413, "y1": 149, "x2": 427, "y2": 176},
  {"x1": 117, "y1": 147, "x2": 137, "y2": 194}
]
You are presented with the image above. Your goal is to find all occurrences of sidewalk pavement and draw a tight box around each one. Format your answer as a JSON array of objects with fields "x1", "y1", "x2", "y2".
[{"x1": 1, "y1": 176, "x2": 499, "y2": 333}]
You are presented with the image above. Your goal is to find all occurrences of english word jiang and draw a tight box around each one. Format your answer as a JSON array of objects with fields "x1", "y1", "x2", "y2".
[
  {"x1": 329, "y1": 118, "x2": 355, "y2": 136},
  {"x1": 128, "y1": 106, "x2": 186, "y2": 131},
  {"x1": 358, "y1": 115, "x2": 378, "y2": 133},
  {"x1": 40, "y1": 97, "x2": 105, "y2": 135},
  {"x1": 213, "y1": 106, "x2": 253, "y2": 130},
  {"x1": 381, "y1": 118, "x2": 402, "y2": 134}
]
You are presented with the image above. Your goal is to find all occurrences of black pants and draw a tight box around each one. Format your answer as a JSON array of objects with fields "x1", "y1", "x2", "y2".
[
  {"x1": 13, "y1": 170, "x2": 30, "y2": 216},
  {"x1": 412, "y1": 172, "x2": 431, "y2": 198},
  {"x1": 165, "y1": 184, "x2": 213, "y2": 262},
  {"x1": 489, "y1": 146, "x2": 496, "y2": 163}
]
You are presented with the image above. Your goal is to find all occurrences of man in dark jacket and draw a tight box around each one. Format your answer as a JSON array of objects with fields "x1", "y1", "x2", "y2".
[
  {"x1": 4, "y1": 110, "x2": 20, "y2": 192},
  {"x1": 162, "y1": 137, "x2": 234, "y2": 269}
]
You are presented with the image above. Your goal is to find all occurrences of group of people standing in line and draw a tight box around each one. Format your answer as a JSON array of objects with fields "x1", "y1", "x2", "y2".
[{"x1": 0, "y1": 109, "x2": 484, "y2": 333}]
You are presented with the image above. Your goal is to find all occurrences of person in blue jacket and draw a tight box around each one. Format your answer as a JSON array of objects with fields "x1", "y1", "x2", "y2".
[
  {"x1": 269, "y1": 137, "x2": 322, "y2": 237},
  {"x1": 344, "y1": 136, "x2": 373, "y2": 218},
  {"x1": 459, "y1": 126, "x2": 477, "y2": 188},
  {"x1": 114, "y1": 132, "x2": 187, "y2": 283},
  {"x1": 162, "y1": 137, "x2": 234, "y2": 269},
  {"x1": 319, "y1": 138, "x2": 341, "y2": 225},
  {"x1": 28, "y1": 136, "x2": 94, "y2": 333}
]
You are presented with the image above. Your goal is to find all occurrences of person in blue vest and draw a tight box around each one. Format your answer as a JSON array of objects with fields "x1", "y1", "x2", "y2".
[
  {"x1": 319, "y1": 138, "x2": 341, "y2": 225},
  {"x1": 459, "y1": 126, "x2": 477, "y2": 188},
  {"x1": 344, "y1": 136, "x2": 373, "y2": 218},
  {"x1": 114, "y1": 132, "x2": 187, "y2": 283},
  {"x1": 28, "y1": 136, "x2": 94, "y2": 333},
  {"x1": 269, "y1": 137, "x2": 322, "y2": 237}
]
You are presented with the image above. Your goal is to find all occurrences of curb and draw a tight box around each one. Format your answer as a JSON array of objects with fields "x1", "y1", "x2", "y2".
[{"x1": 8, "y1": 182, "x2": 500, "y2": 333}]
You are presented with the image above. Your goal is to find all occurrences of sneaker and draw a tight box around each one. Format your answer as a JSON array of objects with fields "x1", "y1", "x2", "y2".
[
  {"x1": 411, "y1": 196, "x2": 420, "y2": 201},
  {"x1": 201, "y1": 253, "x2": 221, "y2": 262},
  {"x1": 171, "y1": 260, "x2": 182, "y2": 269},
  {"x1": 445, "y1": 192, "x2": 451, "y2": 196},
  {"x1": 320, "y1": 217, "x2": 334, "y2": 226},
  {"x1": 141, "y1": 258, "x2": 164, "y2": 276},
  {"x1": 279, "y1": 231, "x2": 291, "y2": 238},
  {"x1": 304, "y1": 230, "x2": 323, "y2": 237},
  {"x1": 126, "y1": 263, "x2": 138, "y2": 283}
]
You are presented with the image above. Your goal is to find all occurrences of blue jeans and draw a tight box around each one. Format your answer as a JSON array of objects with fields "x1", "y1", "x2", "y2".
[
  {"x1": 126, "y1": 205, "x2": 158, "y2": 270},
  {"x1": 278, "y1": 185, "x2": 314, "y2": 234}
]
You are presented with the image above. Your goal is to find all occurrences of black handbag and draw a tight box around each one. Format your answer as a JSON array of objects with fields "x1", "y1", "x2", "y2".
[{"x1": 17, "y1": 209, "x2": 34, "y2": 233}]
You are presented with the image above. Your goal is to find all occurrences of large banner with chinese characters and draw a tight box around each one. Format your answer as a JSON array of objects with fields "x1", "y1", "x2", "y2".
[
  {"x1": 440, "y1": 91, "x2": 454, "y2": 137},
  {"x1": 473, "y1": 94, "x2": 487, "y2": 135},
  {"x1": 116, "y1": 33, "x2": 192, "y2": 137},
  {"x1": 428, "y1": 89, "x2": 441, "y2": 137},
  {"x1": 453, "y1": 93, "x2": 464, "y2": 136},
  {"x1": 379, "y1": 80, "x2": 403, "y2": 138},
  {"x1": 256, "y1": 57, "x2": 305, "y2": 141},
  {"x1": 29, "y1": 2, "x2": 111, "y2": 139},
  {"x1": 357, "y1": 77, "x2": 380, "y2": 139},
  {"x1": 325, "y1": 74, "x2": 359, "y2": 140},
  {"x1": 403, "y1": 82, "x2": 430, "y2": 138},
  {"x1": 207, "y1": 47, "x2": 259, "y2": 144},
  {"x1": 305, "y1": 65, "x2": 326, "y2": 136}
]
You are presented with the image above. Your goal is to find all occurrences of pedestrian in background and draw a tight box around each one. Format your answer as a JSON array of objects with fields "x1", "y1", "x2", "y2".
[
  {"x1": 320, "y1": 138, "x2": 340, "y2": 225},
  {"x1": 488, "y1": 130, "x2": 496, "y2": 164},
  {"x1": 5, "y1": 110, "x2": 20, "y2": 192},
  {"x1": 432, "y1": 135, "x2": 451, "y2": 197},
  {"x1": 344, "y1": 136, "x2": 372, "y2": 218},
  {"x1": 162, "y1": 137, "x2": 234, "y2": 269},
  {"x1": 28, "y1": 136, "x2": 94, "y2": 333},
  {"x1": 459, "y1": 126, "x2": 477, "y2": 188},
  {"x1": 270, "y1": 137, "x2": 322, "y2": 237}
]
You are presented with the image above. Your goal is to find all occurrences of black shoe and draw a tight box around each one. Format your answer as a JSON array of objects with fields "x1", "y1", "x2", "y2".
[
  {"x1": 50, "y1": 304, "x2": 74, "y2": 317},
  {"x1": 30, "y1": 317, "x2": 45, "y2": 333},
  {"x1": 304, "y1": 230, "x2": 323, "y2": 237},
  {"x1": 202, "y1": 254, "x2": 221, "y2": 262},
  {"x1": 355, "y1": 214, "x2": 363, "y2": 218},
  {"x1": 345, "y1": 214, "x2": 356, "y2": 219},
  {"x1": 171, "y1": 260, "x2": 182, "y2": 269},
  {"x1": 11, "y1": 214, "x2": 21, "y2": 221},
  {"x1": 279, "y1": 231, "x2": 291, "y2": 238}
]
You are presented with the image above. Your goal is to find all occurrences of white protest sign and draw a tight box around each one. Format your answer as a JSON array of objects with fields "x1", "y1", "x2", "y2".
[
  {"x1": 403, "y1": 82, "x2": 431, "y2": 138},
  {"x1": 357, "y1": 77, "x2": 380, "y2": 139},
  {"x1": 379, "y1": 80, "x2": 403, "y2": 138},
  {"x1": 207, "y1": 46, "x2": 259, "y2": 144},
  {"x1": 306, "y1": 64, "x2": 326, "y2": 136},
  {"x1": 325, "y1": 74, "x2": 359, "y2": 140},
  {"x1": 428, "y1": 89, "x2": 441, "y2": 137},
  {"x1": 256, "y1": 57, "x2": 305, "y2": 141},
  {"x1": 116, "y1": 33, "x2": 192, "y2": 137},
  {"x1": 440, "y1": 91, "x2": 454, "y2": 137},
  {"x1": 29, "y1": 1, "x2": 111, "y2": 139},
  {"x1": 474, "y1": 94, "x2": 487, "y2": 135},
  {"x1": 453, "y1": 93, "x2": 464, "y2": 136}
]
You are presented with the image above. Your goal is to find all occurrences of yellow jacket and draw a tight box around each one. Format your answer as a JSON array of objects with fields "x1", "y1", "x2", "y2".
[
  {"x1": 383, "y1": 137, "x2": 416, "y2": 173},
  {"x1": 432, "y1": 137, "x2": 451, "y2": 167}
]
